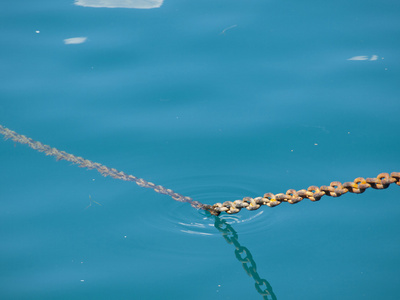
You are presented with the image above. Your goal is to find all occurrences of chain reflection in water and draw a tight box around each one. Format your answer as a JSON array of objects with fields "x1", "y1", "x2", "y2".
[{"x1": 214, "y1": 217, "x2": 277, "y2": 300}]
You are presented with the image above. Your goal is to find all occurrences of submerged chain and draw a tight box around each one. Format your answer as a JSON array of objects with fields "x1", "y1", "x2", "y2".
[
  {"x1": 209, "y1": 172, "x2": 400, "y2": 215},
  {"x1": 1, "y1": 124, "x2": 398, "y2": 216},
  {"x1": 0, "y1": 124, "x2": 211, "y2": 211}
]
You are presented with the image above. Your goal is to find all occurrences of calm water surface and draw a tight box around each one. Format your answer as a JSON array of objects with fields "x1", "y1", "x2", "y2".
[{"x1": 1, "y1": 0, "x2": 400, "y2": 299}]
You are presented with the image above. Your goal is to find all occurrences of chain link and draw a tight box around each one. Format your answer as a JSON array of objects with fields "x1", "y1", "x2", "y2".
[{"x1": 1, "y1": 124, "x2": 398, "y2": 216}]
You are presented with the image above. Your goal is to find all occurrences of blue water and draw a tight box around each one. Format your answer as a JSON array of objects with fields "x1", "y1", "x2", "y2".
[{"x1": 1, "y1": 0, "x2": 400, "y2": 299}]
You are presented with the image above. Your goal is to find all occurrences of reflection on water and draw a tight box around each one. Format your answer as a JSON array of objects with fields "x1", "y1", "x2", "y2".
[
  {"x1": 74, "y1": 0, "x2": 163, "y2": 9},
  {"x1": 347, "y1": 55, "x2": 379, "y2": 61},
  {"x1": 214, "y1": 217, "x2": 277, "y2": 300},
  {"x1": 177, "y1": 211, "x2": 267, "y2": 236},
  {"x1": 63, "y1": 37, "x2": 87, "y2": 44}
]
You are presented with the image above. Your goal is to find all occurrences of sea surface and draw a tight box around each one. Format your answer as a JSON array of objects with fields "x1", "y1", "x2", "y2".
[{"x1": 1, "y1": 0, "x2": 400, "y2": 299}]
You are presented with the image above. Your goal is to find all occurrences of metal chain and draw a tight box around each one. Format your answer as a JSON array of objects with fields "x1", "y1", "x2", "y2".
[
  {"x1": 0, "y1": 124, "x2": 211, "y2": 211},
  {"x1": 214, "y1": 217, "x2": 277, "y2": 300},
  {"x1": 209, "y1": 172, "x2": 400, "y2": 215},
  {"x1": 1, "y1": 124, "x2": 398, "y2": 216}
]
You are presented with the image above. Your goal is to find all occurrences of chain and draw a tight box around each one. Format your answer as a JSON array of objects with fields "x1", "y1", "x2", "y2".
[
  {"x1": 0, "y1": 124, "x2": 212, "y2": 211},
  {"x1": 1, "y1": 124, "x2": 398, "y2": 216},
  {"x1": 214, "y1": 217, "x2": 277, "y2": 300},
  {"x1": 209, "y1": 172, "x2": 400, "y2": 215}
]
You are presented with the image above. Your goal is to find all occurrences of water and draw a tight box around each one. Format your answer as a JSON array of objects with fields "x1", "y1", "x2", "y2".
[{"x1": 1, "y1": 0, "x2": 400, "y2": 299}]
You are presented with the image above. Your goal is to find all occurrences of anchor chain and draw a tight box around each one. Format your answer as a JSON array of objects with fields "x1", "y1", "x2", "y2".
[
  {"x1": 207, "y1": 172, "x2": 400, "y2": 215},
  {"x1": 1, "y1": 124, "x2": 398, "y2": 216}
]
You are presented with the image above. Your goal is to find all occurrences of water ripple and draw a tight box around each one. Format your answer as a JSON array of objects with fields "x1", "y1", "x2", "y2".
[{"x1": 144, "y1": 174, "x2": 279, "y2": 236}]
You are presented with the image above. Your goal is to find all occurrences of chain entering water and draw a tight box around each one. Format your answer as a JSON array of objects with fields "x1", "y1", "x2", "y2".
[{"x1": 1, "y1": 124, "x2": 399, "y2": 216}]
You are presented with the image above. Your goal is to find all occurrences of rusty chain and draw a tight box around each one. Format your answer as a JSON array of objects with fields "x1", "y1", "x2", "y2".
[
  {"x1": 209, "y1": 172, "x2": 400, "y2": 215},
  {"x1": 1, "y1": 124, "x2": 398, "y2": 216},
  {"x1": 214, "y1": 217, "x2": 277, "y2": 300}
]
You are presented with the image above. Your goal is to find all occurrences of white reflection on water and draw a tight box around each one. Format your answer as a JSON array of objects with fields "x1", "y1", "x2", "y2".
[
  {"x1": 63, "y1": 37, "x2": 87, "y2": 44},
  {"x1": 218, "y1": 210, "x2": 264, "y2": 225},
  {"x1": 347, "y1": 55, "x2": 379, "y2": 61},
  {"x1": 180, "y1": 230, "x2": 213, "y2": 236},
  {"x1": 74, "y1": 0, "x2": 163, "y2": 9},
  {"x1": 176, "y1": 211, "x2": 266, "y2": 236}
]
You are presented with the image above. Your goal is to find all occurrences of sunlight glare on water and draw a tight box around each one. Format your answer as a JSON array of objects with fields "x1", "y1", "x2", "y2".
[{"x1": 74, "y1": 0, "x2": 164, "y2": 9}]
